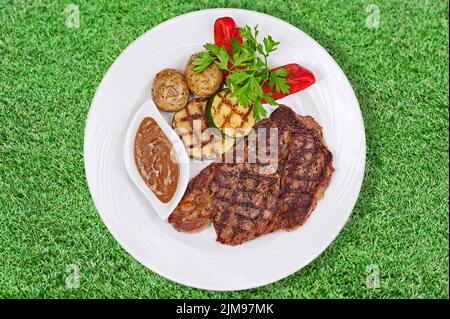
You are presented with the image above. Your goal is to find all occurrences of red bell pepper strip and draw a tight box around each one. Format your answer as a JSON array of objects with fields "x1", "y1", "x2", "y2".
[
  {"x1": 262, "y1": 64, "x2": 316, "y2": 102},
  {"x1": 214, "y1": 17, "x2": 243, "y2": 79},
  {"x1": 214, "y1": 17, "x2": 242, "y2": 54},
  {"x1": 213, "y1": 19, "x2": 315, "y2": 100}
]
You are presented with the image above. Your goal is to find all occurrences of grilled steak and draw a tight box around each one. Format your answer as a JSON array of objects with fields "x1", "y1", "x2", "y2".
[
  {"x1": 168, "y1": 163, "x2": 217, "y2": 232},
  {"x1": 168, "y1": 105, "x2": 334, "y2": 245}
]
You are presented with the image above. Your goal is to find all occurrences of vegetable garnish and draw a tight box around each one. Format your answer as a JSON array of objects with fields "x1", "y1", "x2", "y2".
[
  {"x1": 193, "y1": 24, "x2": 289, "y2": 121},
  {"x1": 213, "y1": 17, "x2": 242, "y2": 54},
  {"x1": 262, "y1": 64, "x2": 316, "y2": 102},
  {"x1": 206, "y1": 88, "x2": 256, "y2": 138}
]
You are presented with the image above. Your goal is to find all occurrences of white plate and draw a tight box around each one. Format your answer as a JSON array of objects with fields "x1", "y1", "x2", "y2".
[
  {"x1": 123, "y1": 99, "x2": 190, "y2": 220},
  {"x1": 84, "y1": 8, "x2": 366, "y2": 291}
]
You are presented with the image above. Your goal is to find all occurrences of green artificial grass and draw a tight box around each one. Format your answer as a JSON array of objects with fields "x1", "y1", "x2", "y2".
[{"x1": 0, "y1": 0, "x2": 448, "y2": 298}]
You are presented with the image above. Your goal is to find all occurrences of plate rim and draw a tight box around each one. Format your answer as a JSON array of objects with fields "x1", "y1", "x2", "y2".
[{"x1": 84, "y1": 7, "x2": 366, "y2": 291}]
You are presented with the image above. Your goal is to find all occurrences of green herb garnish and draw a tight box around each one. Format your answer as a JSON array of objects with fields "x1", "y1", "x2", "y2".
[{"x1": 193, "y1": 25, "x2": 290, "y2": 121}]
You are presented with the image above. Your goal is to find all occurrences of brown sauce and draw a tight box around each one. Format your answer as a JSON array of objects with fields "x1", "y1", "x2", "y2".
[{"x1": 134, "y1": 117, "x2": 179, "y2": 203}]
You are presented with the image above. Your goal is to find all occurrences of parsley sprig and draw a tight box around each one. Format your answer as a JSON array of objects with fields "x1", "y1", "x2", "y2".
[{"x1": 193, "y1": 25, "x2": 290, "y2": 121}]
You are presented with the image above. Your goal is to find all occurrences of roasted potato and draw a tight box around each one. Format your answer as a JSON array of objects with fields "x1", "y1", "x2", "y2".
[
  {"x1": 184, "y1": 53, "x2": 223, "y2": 98},
  {"x1": 151, "y1": 68, "x2": 189, "y2": 112}
]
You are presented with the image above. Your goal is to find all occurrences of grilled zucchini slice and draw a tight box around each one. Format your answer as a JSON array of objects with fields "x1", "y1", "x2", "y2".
[
  {"x1": 206, "y1": 89, "x2": 256, "y2": 137},
  {"x1": 172, "y1": 98, "x2": 234, "y2": 159}
]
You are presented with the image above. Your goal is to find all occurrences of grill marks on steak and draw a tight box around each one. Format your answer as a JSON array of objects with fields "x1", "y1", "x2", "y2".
[
  {"x1": 212, "y1": 163, "x2": 281, "y2": 245},
  {"x1": 279, "y1": 132, "x2": 334, "y2": 229},
  {"x1": 168, "y1": 105, "x2": 334, "y2": 245}
]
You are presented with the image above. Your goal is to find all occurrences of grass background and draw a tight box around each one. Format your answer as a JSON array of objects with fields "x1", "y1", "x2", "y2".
[{"x1": 0, "y1": 0, "x2": 448, "y2": 298}]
